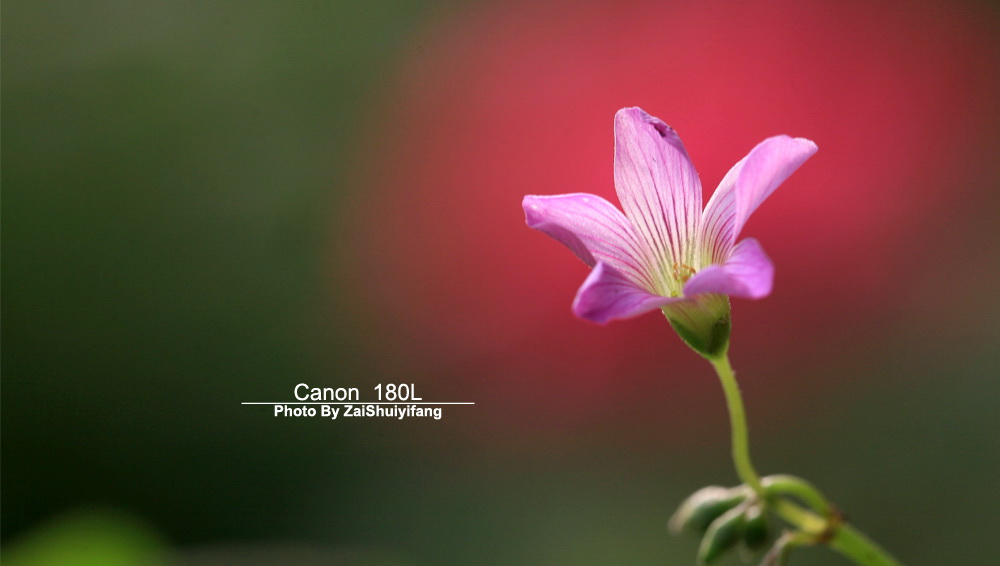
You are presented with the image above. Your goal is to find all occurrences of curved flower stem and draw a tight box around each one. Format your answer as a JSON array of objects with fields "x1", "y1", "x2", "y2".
[{"x1": 709, "y1": 352, "x2": 764, "y2": 497}]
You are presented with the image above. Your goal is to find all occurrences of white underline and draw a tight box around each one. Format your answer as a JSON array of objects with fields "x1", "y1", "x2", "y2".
[{"x1": 241, "y1": 402, "x2": 475, "y2": 405}]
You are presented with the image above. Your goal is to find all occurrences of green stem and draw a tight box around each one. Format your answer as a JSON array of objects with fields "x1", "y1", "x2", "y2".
[
  {"x1": 829, "y1": 522, "x2": 903, "y2": 566},
  {"x1": 709, "y1": 352, "x2": 764, "y2": 497}
]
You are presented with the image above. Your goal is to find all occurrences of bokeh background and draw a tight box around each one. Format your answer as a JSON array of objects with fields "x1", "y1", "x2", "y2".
[{"x1": 3, "y1": 1, "x2": 999, "y2": 564}]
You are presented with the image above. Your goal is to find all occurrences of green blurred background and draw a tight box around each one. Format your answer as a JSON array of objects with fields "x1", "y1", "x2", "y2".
[{"x1": 3, "y1": 1, "x2": 999, "y2": 565}]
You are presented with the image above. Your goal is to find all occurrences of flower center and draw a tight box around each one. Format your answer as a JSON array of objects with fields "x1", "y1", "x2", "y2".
[
  {"x1": 657, "y1": 262, "x2": 697, "y2": 297},
  {"x1": 672, "y1": 262, "x2": 696, "y2": 283}
]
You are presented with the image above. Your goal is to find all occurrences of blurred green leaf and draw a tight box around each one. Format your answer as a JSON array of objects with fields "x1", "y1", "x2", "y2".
[{"x1": 1, "y1": 509, "x2": 167, "y2": 566}]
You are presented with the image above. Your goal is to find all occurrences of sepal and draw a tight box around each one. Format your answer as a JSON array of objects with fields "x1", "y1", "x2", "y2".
[{"x1": 662, "y1": 294, "x2": 731, "y2": 359}]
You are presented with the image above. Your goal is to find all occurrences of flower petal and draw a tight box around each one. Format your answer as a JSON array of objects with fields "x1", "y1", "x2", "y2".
[
  {"x1": 523, "y1": 193, "x2": 656, "y2": 289},
  {"x1": 700, "y1": 136, "x2": 817, "y2": 264},
  {"x1": 573, "y1": 262, "x2": 676, "y2": 324},
  {"x1": 683, "y1": 238, "x2": 774, "y2": 299},
  {"x1": 614, "y1": 107, "x2": 702, "y2": 282}
]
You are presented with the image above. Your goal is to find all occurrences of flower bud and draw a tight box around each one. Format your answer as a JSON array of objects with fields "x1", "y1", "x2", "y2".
[
  {"x1": 662, "y1": 294, "x2": 731, "y2": 359},
  {"x1": 761, "y1": 532, "x2": 797, "y2": 566},
  {"x1": 742, "y1": 503, "x2": 769, "y2": 550},
  {"x1": 698, "y1": 503, "x2": 747, "y2": 564},
  {"x1": 669, "y1": 485, "x2": 747, "y2": 535}
]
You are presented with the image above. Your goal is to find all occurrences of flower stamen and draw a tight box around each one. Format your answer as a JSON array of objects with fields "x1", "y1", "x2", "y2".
[{"x1": 672, "y1": 262, "x2": 697, "y2": 284}]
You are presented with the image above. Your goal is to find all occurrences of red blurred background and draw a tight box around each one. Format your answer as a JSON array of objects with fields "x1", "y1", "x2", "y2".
[{"x1": 336, "y1": 0, "x2": 998, "y2": 443}]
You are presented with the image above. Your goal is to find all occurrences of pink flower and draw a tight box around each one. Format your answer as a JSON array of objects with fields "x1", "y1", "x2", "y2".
[{"x1": 524, "y1": 107, "x2": 817, "y2": 325}]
